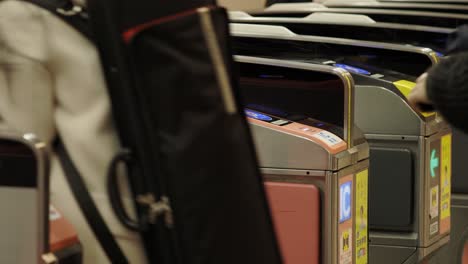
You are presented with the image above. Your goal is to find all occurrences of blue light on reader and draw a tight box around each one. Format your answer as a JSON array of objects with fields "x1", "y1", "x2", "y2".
[
  {"x1": 245, "y1": 109, "x2": 273, "y2": 122},
  {"x1": 335, "y1": 64, "x2": 371, "y2": 75},
  {"x1": 435, "y1": 52, "x2": 444, "y2": 57},
  {"x1": 246, "y1": 104, "x2": 288, "y2": 117},
  {"x1": 316, "y1": 123, "x2": 325, "y2": 127},
  {"x1": 259, "y1": 74, "x2": 284, "y2": 79}
]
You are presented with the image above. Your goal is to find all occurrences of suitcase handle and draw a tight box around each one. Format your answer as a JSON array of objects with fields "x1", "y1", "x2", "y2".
[{"x1": 107, "y1": 149, "x2": 143, "y2": 232}]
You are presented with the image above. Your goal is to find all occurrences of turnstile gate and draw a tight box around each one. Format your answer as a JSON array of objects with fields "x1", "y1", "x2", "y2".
[
  {"x1": 322, "y1": 0, "x2": 468, "y2": 15},
  {"x1": 231, "y1": 25, "x2": 452, "y2": 263},
  {"x1": 236, "y1": 56, "x2": 370, "y2": 264},
  {"x1": 254, "y1": 3, "x2": 468, "y2": 28},
  {"x1": 230, "y1": 11, "x2": 453, "y2": 53}
]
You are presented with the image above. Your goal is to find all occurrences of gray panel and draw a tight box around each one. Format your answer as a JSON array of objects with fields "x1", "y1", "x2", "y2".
[
  {"x1": 452, "y1": 127, "x2": 468, "y2": 194},
  {"x1": 369, "y1": 147, "x2": 414, "y2": 230},
  {"x1": 369, "y1": 244, "x2": 417, "y2": 264},
  {"x1": 249, "y1": 122, "x2": 332, "y2": 170},
  {"x1": 447, "y1": 204, "x2": 468, "y2": 262},
  {"x1": 355, "y1": 85, "x2": 422, "y2": 135},
  {"x1": 250, "y1": 122, "x2": 369, "y2": 171},
  {"x1": 367, "y1": 136, "x2": 422, "y2": 248},
  {"x1": 432, "y1": 195, "x2": 468, "y2": 263},
  {"x1": 370, "y1": 231, "x2": 418, "y2": 247}
]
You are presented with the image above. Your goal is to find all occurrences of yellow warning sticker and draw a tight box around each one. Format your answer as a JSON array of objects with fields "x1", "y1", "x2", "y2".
[
  {"x1": 340, "y1": 228, "x2": 352, "y2": 264},
  {"x1": 440, "y1": 134, "x2": 452, "y2": 234},
  {"x1": 355, "y1": 170, "x2": 368, "y2": 264},
  {"x1": 393, "y1": 80, "x2": 435, "y2": 118}
]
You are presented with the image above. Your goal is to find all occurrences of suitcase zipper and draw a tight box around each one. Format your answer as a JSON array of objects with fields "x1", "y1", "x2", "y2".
[
  {"x1": 56, "y1": 5, "x2": 83, "y2": 16},
  {"x1": 128, "y1": 31, "x2": 183, "y2": 264},
  {"x1": 137, "y1": 194, "x2": 174, "y2": 228}
]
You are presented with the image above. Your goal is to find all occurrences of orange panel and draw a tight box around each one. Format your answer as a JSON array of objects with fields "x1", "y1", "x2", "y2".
[
  {"x1": 265, "y1": 182, "x2": 320, "y2": 264},
  {"x1": 49, "y1": 206, "x2": 80, "y2": 252}
]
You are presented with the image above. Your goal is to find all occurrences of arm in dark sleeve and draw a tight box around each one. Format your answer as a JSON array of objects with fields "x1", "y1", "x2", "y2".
[
  {"x1": 426, "y1": 52, "x2": 468, "y2": 133},
  {"x1": 446, "y1": 25, "x2": 468, "y2": 54}
]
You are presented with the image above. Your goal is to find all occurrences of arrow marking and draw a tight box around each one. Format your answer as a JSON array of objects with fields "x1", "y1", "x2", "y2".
[{"x1": 430, "y1": 149, "x2": 439, "y2": 178}]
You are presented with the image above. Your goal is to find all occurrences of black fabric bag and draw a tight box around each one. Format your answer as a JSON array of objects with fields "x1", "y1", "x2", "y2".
[{"x1": 20, "y1": 0, "x2": 282, "y2": 263}]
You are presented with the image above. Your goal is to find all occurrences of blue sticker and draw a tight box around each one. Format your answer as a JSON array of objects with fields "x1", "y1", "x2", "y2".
[
  {"x1": 340, "y1": 181, "x2": 353, "y2": 223},
  {"x1": 335, "y1": 64, "x2": 371, "y2": 75},
  {"x1": 245, "y1": 109, "x2": 273, "y2": 122}
]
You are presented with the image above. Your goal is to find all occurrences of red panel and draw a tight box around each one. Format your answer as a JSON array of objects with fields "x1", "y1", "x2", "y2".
[
  {"x1": 265, "y1": 182, "x2": 320, "y2": 264},
  {"x1": 463, "y1": 242, "x2": 468, "y2": 264}
]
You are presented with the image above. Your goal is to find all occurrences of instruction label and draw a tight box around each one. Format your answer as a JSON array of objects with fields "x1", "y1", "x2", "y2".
[
  {"x1": 428, "y1": 132, "x2": 452, "y2": 239},
  {"x1": 429, "y1": 138, "x2": 441, "y2": 240},
  {"x1": 355, "y1": 170, "x2": 368, "y2": 264},
  {"x1": 440, "y1": 134, "x2": 452, "y2": 234},
  {"x1": 312, "y1": 131, "x2": 343, "y2": 147},
  {"x1": 430, "y1": 222, "x2": 439, "y2": 236},
  {"x1": 340, "y1": 228, "x2": 353, "y2": 264}
]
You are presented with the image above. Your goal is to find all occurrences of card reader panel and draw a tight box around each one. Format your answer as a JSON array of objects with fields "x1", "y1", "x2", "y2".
[{"x1": 369, "y1": 147, "x2": 414, "y2": 231}]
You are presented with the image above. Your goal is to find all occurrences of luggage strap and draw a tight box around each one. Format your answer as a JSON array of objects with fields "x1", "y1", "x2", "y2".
[{"x1": 55, "y1": 139, "x2": 129, "y2": 264}]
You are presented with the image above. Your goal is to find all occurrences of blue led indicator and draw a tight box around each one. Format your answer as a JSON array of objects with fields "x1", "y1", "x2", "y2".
[
  {"x1": 335, "y1": 64, "x2": 371, "y2": 75},
  {"x1": 259, "y1": 74, "x2": 284, "y2": 79},
  {"x1": 435, "y1": 52, "x2": 444, "y2": 57},
  {"x1": 245, "y1": 109, "x2": 273, "y2": 122},
  {"x1": 246, "y1": 104, "x2": 288, "y2": 117}
]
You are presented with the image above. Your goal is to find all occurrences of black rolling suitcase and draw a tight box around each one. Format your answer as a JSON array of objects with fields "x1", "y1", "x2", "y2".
[{"x1": 22, "y1": 0, "x2": 283, "y2": 263}]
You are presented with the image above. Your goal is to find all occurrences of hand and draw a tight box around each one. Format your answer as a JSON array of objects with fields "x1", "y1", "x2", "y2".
[{"x1": 408, "y1": 73, "x2": 432, "y2": 110}]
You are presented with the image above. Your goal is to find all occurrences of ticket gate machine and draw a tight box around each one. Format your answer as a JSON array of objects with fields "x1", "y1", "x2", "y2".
[
  {"x1": 379, "y1": 0, "x2": 468, "y2": 5},
  {"x1": 322, "y1": 0, "x2": 468, "y2": 14},
  {"x1": 236, "y1": 18, "x2": 468, "y2": 263},
  {"x1": 231, "y1": 25, "x2": 452, "y2": 263},
  {"x1": 235, "y1": 55, "x2": 370, "y2": 264},
  {"x1": 255, "y1": 3, "x2": 468, "y2": 28},
  {"x1": 0, "y1": 132, "x2": 82, "y2": 264},
  {"x1": 233, "y1": 15, "x2": 468, "y2": 262},
  {"x1": 230, "y1": 11, "x2": 453, "y2": 53}
]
